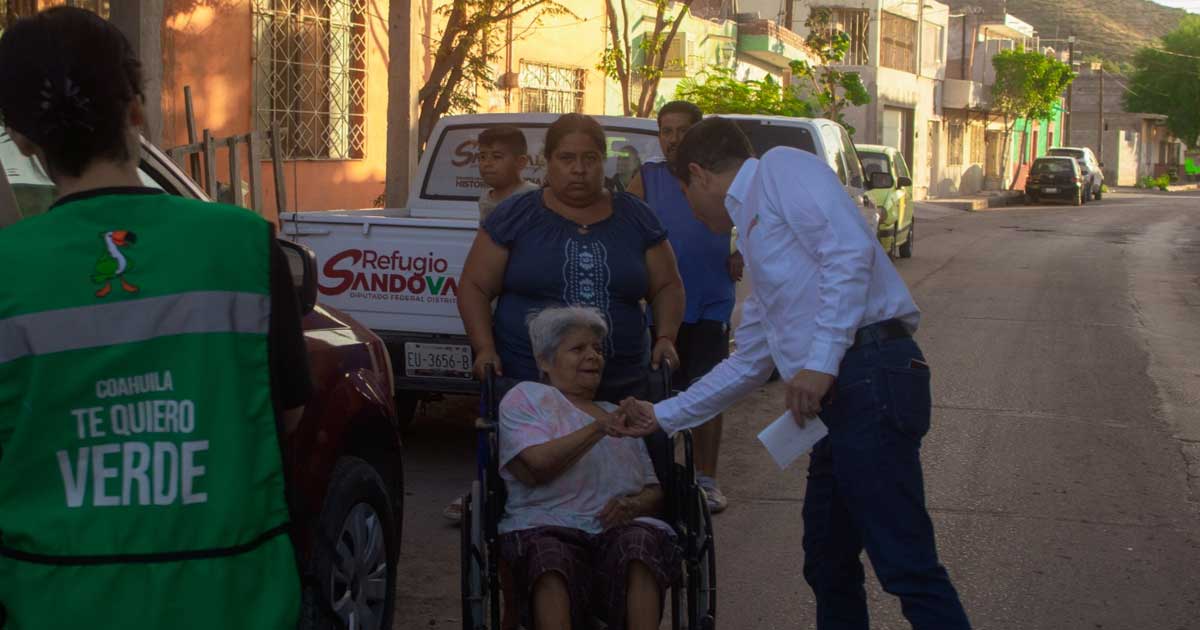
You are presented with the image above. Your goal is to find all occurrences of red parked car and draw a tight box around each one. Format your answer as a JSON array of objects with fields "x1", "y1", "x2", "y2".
[{"x1": 0, "y1": 132, "x2": 404, "y2": 630}]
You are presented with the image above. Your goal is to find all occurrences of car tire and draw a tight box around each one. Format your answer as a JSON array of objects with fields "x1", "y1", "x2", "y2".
[
  {"x1": 301, "y1": 457, "x2": 398, "y2": 630},
  {"x1": 891, "y1": 222, "x2": 900, "y2": 258},
  {"x1": 898, "y1": 219, "x2": 914, "y2": 259}
]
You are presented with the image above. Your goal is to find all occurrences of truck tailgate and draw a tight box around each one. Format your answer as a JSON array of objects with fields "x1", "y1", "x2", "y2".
[{"x1": 280, "y1": 209, "x2": 477, "y2": 336}]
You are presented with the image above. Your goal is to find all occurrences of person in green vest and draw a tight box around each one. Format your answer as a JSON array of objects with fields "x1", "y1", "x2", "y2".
[{"x1": 0, "y1": 7, "x2": 311, "y2": 629}]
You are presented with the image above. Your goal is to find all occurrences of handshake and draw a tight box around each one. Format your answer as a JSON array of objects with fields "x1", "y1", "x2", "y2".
[{"x1": 596, "y1": 398, "x2": 660, "y2": 438}]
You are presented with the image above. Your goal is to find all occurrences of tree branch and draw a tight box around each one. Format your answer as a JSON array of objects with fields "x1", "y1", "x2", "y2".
[
  {"x1": 605, "y1": 0, "x2": 632, "y2": 115},
  {"x1": 638, "y1": 0, "x2": 694, "y2": 116}
]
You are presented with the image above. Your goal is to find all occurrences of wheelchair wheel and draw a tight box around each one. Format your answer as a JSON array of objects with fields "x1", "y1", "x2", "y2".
[
  {"x1": 687, "y1": 490, "x2": 717, "y2": 630},
  {"x1": 460, "y1": 482, "x2": 490, "y2": 630}
]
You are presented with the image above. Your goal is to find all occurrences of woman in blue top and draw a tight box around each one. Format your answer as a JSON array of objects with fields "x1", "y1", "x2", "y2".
[{"x1": 458, "y1": 113, "x2": 685, "y2": 401}]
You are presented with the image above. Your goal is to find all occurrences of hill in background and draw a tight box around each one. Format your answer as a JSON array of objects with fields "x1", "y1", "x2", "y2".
[{"x1": 945, "y1": 0, "x2": 1187, "y2": 67}]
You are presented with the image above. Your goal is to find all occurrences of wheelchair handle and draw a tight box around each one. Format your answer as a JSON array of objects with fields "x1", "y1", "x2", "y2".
[
  {"x1": 656, "y1": 360, "x2": 673, "y2": 399},
  {"x1": 481, "y1": 363, "x2": 497, "y2": 421}
]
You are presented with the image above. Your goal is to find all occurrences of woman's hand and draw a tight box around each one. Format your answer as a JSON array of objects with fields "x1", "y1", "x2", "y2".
[
  {"x1": 727, "y1": 250, "x2": 745, "y2": 282},
  {"x1": 596, "y1": 409, "x2": 630, "y2": 437},
  {"x1": 472, "y1": 348, "x2": 502, "y2": 381},
  {"x1": 598, "y1": 495, "x2": 638, "y2": 529},
  {"x1": 651, "y1": 336, "x2": 679, "y2": 371}
]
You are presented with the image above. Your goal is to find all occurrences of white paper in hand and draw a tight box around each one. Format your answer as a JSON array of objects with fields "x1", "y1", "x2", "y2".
[{"x1": 757, "y1": 411, "x2": 829, "y2": 470}]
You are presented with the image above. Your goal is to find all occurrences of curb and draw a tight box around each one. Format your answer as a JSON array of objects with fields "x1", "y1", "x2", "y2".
[{"x1": 921, "y1": 192, "x2": 1025, "y2": 212}]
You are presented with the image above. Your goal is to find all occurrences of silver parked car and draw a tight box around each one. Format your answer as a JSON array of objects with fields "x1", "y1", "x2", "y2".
[{"x1": 1047, "y1": 146, "x2": 1104, "y2": 201}]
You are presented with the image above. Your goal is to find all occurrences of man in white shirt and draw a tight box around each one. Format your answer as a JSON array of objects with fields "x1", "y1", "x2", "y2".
[{"x1": 619, "y1": 117, "x2": 971, "y2": 629}]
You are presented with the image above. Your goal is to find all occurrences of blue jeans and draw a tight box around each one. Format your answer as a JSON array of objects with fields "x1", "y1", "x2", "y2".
[{"x1": 801, "y1": 336, "x2": 970, "y2": 630}]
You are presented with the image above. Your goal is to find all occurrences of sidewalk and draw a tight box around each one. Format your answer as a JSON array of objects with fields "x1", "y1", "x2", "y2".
[{"x1": 920, "y1": 190, "x2": 1025, "y2": 212}]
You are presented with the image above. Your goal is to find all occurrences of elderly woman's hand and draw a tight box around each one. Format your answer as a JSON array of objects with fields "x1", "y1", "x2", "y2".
[
  {"x1": 596, "y1": 409, "x2": 633, "y2": 437},
  {"x1": 598, "y1": 495, "x2": 639, "y2": 529},
  {"x1": 616, "y1": 398, "x2": 660, "y2": 438},
  {"x1": 650, "y1": 336, "x2": 679, "y2": 371}
]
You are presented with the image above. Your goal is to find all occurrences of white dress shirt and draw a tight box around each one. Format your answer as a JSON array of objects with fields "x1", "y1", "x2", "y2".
[{"x1": 655, "y1": 147, "x2": 921, "y2": 434}]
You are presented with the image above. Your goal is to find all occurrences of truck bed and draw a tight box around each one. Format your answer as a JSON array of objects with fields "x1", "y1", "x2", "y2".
[{"x1": 280, "y1": 209, "x2": 478, "y2": 336}]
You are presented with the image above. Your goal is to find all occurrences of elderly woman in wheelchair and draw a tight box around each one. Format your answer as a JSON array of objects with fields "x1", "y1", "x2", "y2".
[{"x1": 496, "y1": 306, "x2": 681, "y2": 630}]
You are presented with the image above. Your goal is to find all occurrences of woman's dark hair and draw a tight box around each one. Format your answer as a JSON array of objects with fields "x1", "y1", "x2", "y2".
[
  {"x1": 657, "y1": 100, "x2": 703, "y2": 126},
  {"x1": 671, "y1": 117, "x2": 755, "y2": 185},
  {"x1": 0, "y1": 7, "x2": 144, "y2": 178},
  {"x1": 544, "y1": 113, "x2": 607, "y2": 159}
]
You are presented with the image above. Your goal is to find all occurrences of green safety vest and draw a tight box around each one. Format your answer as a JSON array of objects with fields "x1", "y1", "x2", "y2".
[{"x1": 0, "y1": 191, "x2": 299, "y2": 629}]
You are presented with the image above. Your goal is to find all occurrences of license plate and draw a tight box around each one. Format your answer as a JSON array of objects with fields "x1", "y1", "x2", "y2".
[
  {"x1": 404, "y1": 342, "x2": 473, "y2": 379},
  {"x1": 1044, "y1": 187, "x2": 1058, "y2": 193}
]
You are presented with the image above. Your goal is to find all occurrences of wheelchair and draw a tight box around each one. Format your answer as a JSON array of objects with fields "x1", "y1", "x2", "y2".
[{"x1": 461, "y1": 365, "x2": 717, "y2": 630}]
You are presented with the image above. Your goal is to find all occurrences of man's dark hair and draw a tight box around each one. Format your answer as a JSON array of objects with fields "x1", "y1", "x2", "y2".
[
  {"x1": 0, "y1": 7, "x2": 144, "y2": 178},
  {"x1": 544, "y1": 113, "x2": 606, "y2": 158},
  {"x1": 657, "y1": 100, "x2": 703, "y2": 126},
  {"x1": 477, "y1": 125, "x2": 529, "y2": 156},
  {"x1": 671, "y1": 117, "x2": 755, "y2": 184}
]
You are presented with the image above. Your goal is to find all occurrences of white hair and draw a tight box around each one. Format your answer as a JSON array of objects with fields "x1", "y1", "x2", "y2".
[{"x1": 527, "y1": 306, "x2": 608, "y2": 364}]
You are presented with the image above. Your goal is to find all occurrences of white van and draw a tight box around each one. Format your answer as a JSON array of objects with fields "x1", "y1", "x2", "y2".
[{"x1": 718, "y1": 115, "x2": 882, "y2": 231}]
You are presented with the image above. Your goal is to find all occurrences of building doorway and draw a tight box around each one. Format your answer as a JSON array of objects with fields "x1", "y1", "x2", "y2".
[
  {"x1": 883, "y1": 106, "x2": 915, "y2": 170},
  {"x1": 927, "y1": 120, "x2": 940, "y2": 195}
]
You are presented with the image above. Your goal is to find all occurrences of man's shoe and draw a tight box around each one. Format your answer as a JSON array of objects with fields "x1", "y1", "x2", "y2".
[{"x1": 697, "y1": 475, "x2": 728, "y2": 514}]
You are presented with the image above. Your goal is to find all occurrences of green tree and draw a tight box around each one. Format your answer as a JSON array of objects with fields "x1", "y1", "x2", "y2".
[
  {"x1": 674, "y1": 67, "x2": 814, "y2": 117},
  {"x1": 673, "y1": 9, "x2": 869, "y2": 132},
  {"x1": 417, "y1": 0, "x2": 570, "y2": 148},
  {"x1": 789, "y1": 8, "x2": 870, "y2": 134},
  {"x1": 600, "y1": 0, "x2": 695, "y2": 117},
  {"x1": 1124, "y1": 16, "x2": 1200, "y2": 149},
  {"x1": 991, "y1": 47, "x2": 1074, "y2": 186}
]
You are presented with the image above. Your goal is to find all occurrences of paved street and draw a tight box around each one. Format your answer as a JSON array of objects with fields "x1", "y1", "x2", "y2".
[{"x1": 392, "y1": 189, "x2": 1200, "y2": 629}]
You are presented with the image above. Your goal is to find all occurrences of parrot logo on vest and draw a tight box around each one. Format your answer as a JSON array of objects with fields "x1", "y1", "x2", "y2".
[{"x1": 92, "y1": 230, "x2": 140, "y2": 298}]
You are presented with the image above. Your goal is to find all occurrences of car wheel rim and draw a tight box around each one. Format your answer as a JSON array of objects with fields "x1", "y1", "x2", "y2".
[{"x1": 330, "y1": 503, "x2": 389, "y2": 630}]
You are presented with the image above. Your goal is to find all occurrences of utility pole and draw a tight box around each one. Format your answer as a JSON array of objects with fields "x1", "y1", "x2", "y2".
[
  {"x1": 1065, "y1": 35, "x2": 1075, "y2": 144},
  {"x1": 110, "y1": 1, "x2": 164, "y2": 145},
  {"x1": 1096, "y1": 62, "x2": 1105, "y2": 166},
  {"x1": 385, "y1": 0, "x2": 417, "y2": 208}
]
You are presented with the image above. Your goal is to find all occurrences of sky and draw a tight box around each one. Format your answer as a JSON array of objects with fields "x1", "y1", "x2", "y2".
[{"x1": 1151, "y1": 0, "x2": 1200, "y2": 12}]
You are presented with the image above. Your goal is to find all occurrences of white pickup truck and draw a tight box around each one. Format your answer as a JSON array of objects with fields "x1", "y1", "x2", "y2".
[{"x1": 280, "y1": 114, "x2": 663, "y2": 422}]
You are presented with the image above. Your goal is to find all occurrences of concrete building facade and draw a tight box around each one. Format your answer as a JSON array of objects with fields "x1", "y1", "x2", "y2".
[
  {"x1": 1067, "y1": 66, "x2": 1186, "y2": 186},
  {"x1": 743, "y1": 0, "x2": 950, "y2": 201}
]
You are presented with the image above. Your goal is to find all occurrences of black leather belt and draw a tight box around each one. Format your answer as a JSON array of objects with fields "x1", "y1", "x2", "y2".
[{"x1": 851, "y1": 318, "x2": 911, "y2": 350}]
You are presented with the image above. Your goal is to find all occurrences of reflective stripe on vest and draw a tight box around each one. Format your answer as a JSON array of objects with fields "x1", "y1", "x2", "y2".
[{"x1": 0, "y1": 290, "x2": 269, "y2": 364}]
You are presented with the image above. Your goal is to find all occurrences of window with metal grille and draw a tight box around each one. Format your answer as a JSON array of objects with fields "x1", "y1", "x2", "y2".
[
  {"x1": 969, "y1": 124, "x2": 985, "y2": 164},
  {"x1": 3, "y1": 1, "x2": 108, "y2": 29},
  {"x1": 813, "y1": 7, "x2": 869, "y2": 66},
  {"x1": 947, "y1": 122, "x2": 964, "y2": 166},
  {"x1": 880, "y1": 12, "x2": 916, "y2": 74},
  {"x1": 252, "y1": 0, "x2": 367, "y2": 161},
  {"x1": 519, "y1": 62, "x2": 586, "y2": 114}
]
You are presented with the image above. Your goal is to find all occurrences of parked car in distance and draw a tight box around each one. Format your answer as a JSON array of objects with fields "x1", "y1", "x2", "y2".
[
  {"x1": 1047, "y1": 146, "x2": 1103, "y2": 200},
  {"x1": 0, "y1": 131, "x2": 404, "y2": 630},
  {"x1": 1025, "y1": 156, "x2": 1086, "y2": 206},
  {"x1": 720, "y1": 115, "x2": 884, "y2": 233},
  {"x1": 856, "y1": 144, "x2": 915, "y2": 258}
]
